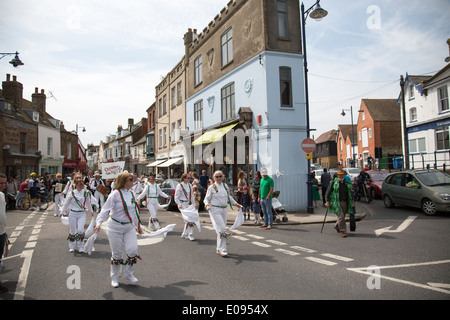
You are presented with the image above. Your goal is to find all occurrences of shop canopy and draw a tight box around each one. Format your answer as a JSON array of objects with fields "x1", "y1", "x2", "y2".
[
  {"x1": 191, "y1": 122, "x2": 238, "y2": 146},
  {"x1": 146, "y1": 159, "x2": 167, "y2": 167},
  {"x1": 157, "y1": 157, "x2": 183, "y2": 168}
]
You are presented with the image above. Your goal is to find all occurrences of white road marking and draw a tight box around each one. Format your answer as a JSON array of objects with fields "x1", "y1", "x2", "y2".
[
  {"x1": 252, "y1": 241, "x2": 272, "y2": 248},
  {"x1": 14, "y1": 249, "x2": 33, "y2": 300},
  {"x1": 375, "y1": 216, "x2": 417, "y2": 236},
  {"x1": 266, "y1": 239, "x2": 287, "y2": 246},
  {"x1": 321, "y1": 253, "x2": 354, "y2": 262},
  {"x1": 233, "y1": 236, "x2": 250, "y2": 241},
  {"x1": 247, "y1": 234, "x2": 265, "y2": 240},
  {"x1": 291, "y1": 246, "x2": 316, "y2": 253},
  {"x1": 275, "y1": 248, "x2": 301, "y2": 256},
  {"x1": 305, "y1": 256, "x2": 337, "y2": 266}
]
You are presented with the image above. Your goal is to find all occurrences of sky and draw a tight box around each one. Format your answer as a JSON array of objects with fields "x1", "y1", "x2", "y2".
[{"x1": 1, "y1": 0, "x2": 449, "y2": 148}]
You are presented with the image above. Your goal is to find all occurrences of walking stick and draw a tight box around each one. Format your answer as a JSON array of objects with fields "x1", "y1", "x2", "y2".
[{"x1": 320, "y1": 208, "x2": 329, "y2": 234}]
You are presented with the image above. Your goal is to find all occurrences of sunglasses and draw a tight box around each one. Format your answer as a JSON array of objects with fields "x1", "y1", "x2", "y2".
[{"x1": 215, "y1": 175, "x2": 223, "y2": 178}]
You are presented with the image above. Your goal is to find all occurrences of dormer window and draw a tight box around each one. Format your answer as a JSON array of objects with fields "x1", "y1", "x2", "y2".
[
  {"x1": 33, "y1": 111, "x2": 39, "y2": 122},
  {"x1": 409, "y1": 84, "x2": 415, "y2": 99}
]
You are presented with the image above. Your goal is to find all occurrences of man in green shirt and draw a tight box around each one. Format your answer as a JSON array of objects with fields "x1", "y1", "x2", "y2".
[{"x1": 259, "y1": 168, "x2": 274, "y2": 229}]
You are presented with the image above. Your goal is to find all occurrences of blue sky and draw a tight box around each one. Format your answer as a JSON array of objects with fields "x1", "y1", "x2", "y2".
[{"x1": 1, "y1": 0, "x2": 449, "y2": 147}]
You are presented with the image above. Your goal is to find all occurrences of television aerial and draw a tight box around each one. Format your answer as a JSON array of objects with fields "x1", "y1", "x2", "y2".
[{"x1": 47, "y1": 90, "x2": 58, "y2": 101}]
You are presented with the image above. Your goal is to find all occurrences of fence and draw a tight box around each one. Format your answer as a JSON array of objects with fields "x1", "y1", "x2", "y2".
[{"x1": 376, "y1": 151, "x2": 450, "y2": 173}]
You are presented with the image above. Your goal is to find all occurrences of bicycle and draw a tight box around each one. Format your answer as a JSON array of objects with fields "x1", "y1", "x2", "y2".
[{"x1": 17, "y1": 189, "x2": 50, "y2": 211}]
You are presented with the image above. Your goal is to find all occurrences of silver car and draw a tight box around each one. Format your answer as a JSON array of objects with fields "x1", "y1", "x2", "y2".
[{"x1": 381, "y1": 170, "x2": 450, "y2": 216}]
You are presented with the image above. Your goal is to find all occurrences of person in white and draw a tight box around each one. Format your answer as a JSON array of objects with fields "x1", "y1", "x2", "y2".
[
  {"x1": 90, "y1": 173, "x2": 106, "y2": 210},
  {"x1": 137, "y1": 174, "x2": 170, "y2": 230},
  {"x1": 52, "y1": 173, "x2": 65, "y2": 217},
  {"x1": 131, "y1": 175, "x2": 143, "y2": 197},
  {"x1": 204, "y1": 171, "x2": 242, "y2": 257},
  {"x1": 94, "y1": 172, "x2": 143, "y2": 288},
  {"x1": 60, "y1": 174, "x2": 94, "y2": 253},
  {"x1": 175, "y1": 173, "x2": 196, "y2": 241}
]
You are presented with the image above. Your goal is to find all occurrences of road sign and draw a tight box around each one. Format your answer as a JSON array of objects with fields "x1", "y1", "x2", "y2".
[
  {"x1": 306, "y1": 153, "x2": 313, "y2": 160},
  {"x1": 301, "y1": 138, "x2": 316, "y2": 153}
]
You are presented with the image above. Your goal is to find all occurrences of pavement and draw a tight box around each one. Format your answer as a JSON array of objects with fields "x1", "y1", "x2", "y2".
[{"x1": 196, "y1": 203, "x2": 366, "y2": 227}]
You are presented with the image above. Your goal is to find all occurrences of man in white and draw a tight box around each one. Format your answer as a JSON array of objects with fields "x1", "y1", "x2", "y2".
[
  {"x1": 204, "y1": 170, "x2": 242, "y2": 256},
  {"x1": 90, "y1": 173, "x2": 106, "y2": 210},
  {"x1": 131, "y1": 175, "x2": 143, "y2": 197},
  {"x1": 175, "y1": 173, "x2": 196, "y2": 241},
  {"x1": 137, "y1": 174, "x2": 170, "y2": 230}
]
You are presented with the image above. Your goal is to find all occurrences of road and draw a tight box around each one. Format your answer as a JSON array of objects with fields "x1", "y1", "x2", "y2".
[{"x1": 1, "y1": 199, "x2": 449, "y2": 304}]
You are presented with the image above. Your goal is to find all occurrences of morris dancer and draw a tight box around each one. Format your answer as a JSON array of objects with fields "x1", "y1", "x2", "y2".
[
  {"x1": 90, "y1": 173, "x2": 106, "y2": 210},
  {"x1": 175, "y1": 173, "x2": 196, "y2": 241},
  {"x1": 51, "y1": 173, "x2": 66, "y2": 217},
  {"x1": 137, "y1": 174, "x2": 170, "y2": 230},
  {"x1": 94, "y1": 172, "x2": 143, "y2": 288},
  {"x1": 60, "y1": 174, "x2": 94, "y2": 253},
  {"x1": 204, "y1": 171, "x2": 242, "y2": 257}
]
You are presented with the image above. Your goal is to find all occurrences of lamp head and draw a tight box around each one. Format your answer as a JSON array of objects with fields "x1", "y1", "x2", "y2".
[
  {"x1": 309, "y1": 3, "x2": 328, "y2": 21},
  {"x1": 9, "y1": 52, "x2": 24, "y2": 68},
  {"x1": 341, "y1": 110, "x2": 346, "y2": 117}
]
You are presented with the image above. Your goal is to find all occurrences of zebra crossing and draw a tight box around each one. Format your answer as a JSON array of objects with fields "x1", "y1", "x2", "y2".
[{"x1": 203, "y1": 225, "x2": 354, "y2": 267}]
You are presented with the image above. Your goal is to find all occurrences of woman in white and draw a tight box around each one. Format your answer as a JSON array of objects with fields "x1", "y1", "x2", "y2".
[
  {"x1": 204, "y1": 171, "x2": 242, "y2": 257},
  {"x1": 60, "y1": 174, "x2": 94, "y2": 253},
  {"x1": 94, "y1": 172, "x2": 143, "y2": 288},
  {"x1": 137, "y1": 174, "x2": 170, "y2": 230},
  {"x1": 175, "y1": 173, "x2": 196, "y2": 241}
]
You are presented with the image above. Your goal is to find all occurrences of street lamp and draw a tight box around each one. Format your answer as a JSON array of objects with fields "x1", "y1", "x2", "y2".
[
  {"x1": 341, "y1": 107, "x2": 356, "y2": 168},
  {"x1": 301, "y1": 0, "x2": 328, "y2": 213},
  {"x1": 0, "y1": 51, "x2": 24, "y2": 67},
  {"x1": 76, "y1": 124, "x2": 86, "y2": 134}
]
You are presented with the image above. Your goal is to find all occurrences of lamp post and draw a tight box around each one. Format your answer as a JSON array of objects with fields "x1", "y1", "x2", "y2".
[
  {"x1": 341, "y1": 106, "x2": 356, "y2": 167},
  {"x1": 0, "y1": 51, "x2": 24, "y2": 67},
  {"x1": 301, "y1": 0, "x2": 328, "y2": 213},
  {"x1": 76, "y1": 124, "x2": 86, "y2": 134}
]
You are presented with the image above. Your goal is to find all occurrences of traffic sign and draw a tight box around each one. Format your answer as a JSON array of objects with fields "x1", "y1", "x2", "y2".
[{"x1": 301, "y1": 138, "x2": 316, "y2": 153}]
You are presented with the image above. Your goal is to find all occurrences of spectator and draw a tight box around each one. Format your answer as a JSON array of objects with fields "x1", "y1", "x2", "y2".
[{"x1": 0, "y1": 173, "x2": 9, "y2": 293}]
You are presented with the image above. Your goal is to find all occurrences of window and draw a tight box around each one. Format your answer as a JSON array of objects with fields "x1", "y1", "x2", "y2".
[
  {"x1": 194, "y1": 55, "x2": 202, "y2": 86},
  {"x1": 221, "y1": 82, "x2": 235, "y2": 121},
  {"x1": 409, "y1": 84, "x2": 415, "y2": 99},
  {"x1": 67, "y1": 141, "x2": 72, "y2": 158},
  {"x1": 158, "y1": 129, "x2": 162, "y2": 148},
  {"x1": 146, "y1": 134, "x2": 155, "y2": 156},
  {"x1": 277, "y1": 0, "x2": 289, "y2": 38},
  {"x1": 221, "y1": 28, "x2": 233, "y2": 67},
  {"x1": 387, "y1": 173, "x2": 403, "y2": 186},
  {"x1": 163, "y1": 127, "x2": 167, "y2": 147},
  {"x1": 20, "y1": 132, "x2": 26, "y2": 154},
  {"x1": 177, "y1": 82, "x2": 182, "y2": 105},
  {"x1": 410, "y1": 107, "x2": 417, "y2": 122},
  {"x1": 436, "y1": 126, "x2": 449, "y2": 150},
  {"x1": 368, "y1": 128, "x2": 372, "y2": 139},
  {"x1": 438, "y1": 86, "x2": 449, "y2": 112},
  {"x1": 409, "y1": 137, "x2": 426, "y2": 153},
  {"x1": 171, "y1": 122, "x2": 176, "y2": 143},
  {"x1": 361, "y1": 128, "x2": 368, "y2": 148},
  {"x1": 361, "y1": 112, "x2": 365, "y2": 121},
  {"x1": 279, "y1": 67, "x2": 292, "y2": 107},
  {"x1": 194, "y1": 100, "x2": 203, "y2": 130},
  {"x1": 47, "y1": 137, "x2": 53, "y2": 156},
  {"x1": 158, "y1": 98, "x2": 162, "y2": 118},
  {"x1": 163, "y1": 95, "x2": 167, "y2": 115},
  {"x1": 171, "y1": 87, "x2": 176, "y2": 108}
]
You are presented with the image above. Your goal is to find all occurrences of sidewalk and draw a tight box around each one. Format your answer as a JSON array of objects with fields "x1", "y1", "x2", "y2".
[{"x1": 198, "y1": 204, "x2": 366, "y2": 227}]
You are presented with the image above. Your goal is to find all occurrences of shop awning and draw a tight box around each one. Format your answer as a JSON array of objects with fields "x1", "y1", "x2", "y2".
[
  {"x1": 192, "y1": 122, "x2": 238, "y2": 146},
  {"x1": 157, "y1": 157, "x2": 183, "y2": 168},
  {"x1": 146, "y1": 159, "x2": 167, "y2": 167}
]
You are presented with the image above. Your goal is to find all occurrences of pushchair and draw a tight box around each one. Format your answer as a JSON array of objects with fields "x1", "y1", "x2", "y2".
[{"x1": 272, "y1": 191, "x2": 288, "y2": 223}]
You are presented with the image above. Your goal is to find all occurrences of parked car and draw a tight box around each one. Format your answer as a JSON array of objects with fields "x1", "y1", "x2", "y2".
[
  {"x1": 366, "y1": 171, "x2": 390, "y2": 199},
  {"x1": 162, "y1": 179, "x2": 205, "y2": 211},
  {"x1": 381, "y1": 170, "x2": 450, "y2": 216},
  {"x1": 311, "y1": 163, "x2": 323, "y2": 171},
  {"x1": 343, "y1": 167, "x2": 361, "y2": 181}
]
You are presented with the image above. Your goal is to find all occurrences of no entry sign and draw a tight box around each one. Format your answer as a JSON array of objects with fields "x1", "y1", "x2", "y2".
[{"x1": 301, "y1": 138, "x2": 316, "y2": 153}]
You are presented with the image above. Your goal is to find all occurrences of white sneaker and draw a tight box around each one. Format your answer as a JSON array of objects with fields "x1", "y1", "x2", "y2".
[
  {"x1": 216, "y1": 250, "x2": 228, "y2": 257},
  {"x1": 124, "y1": 275, "x2": 139, "y2": 283},
  {"x1": 188, "y1": 235, "x2": 195, "y2": 241},
  {"x1": 111, "y1": 279, "x2": 119, "y2": 288}
]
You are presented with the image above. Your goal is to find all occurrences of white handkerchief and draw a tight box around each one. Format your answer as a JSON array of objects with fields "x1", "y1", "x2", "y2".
[
  {"x1": 61, "y1": 216, "x2": 69, "y2": 225},
  {"x1": 230, "y1": 208, "x2": 244, "y2": 231},
  {"x1": 140, "y1": 224, "x2": 176, "y2": 239},
  {"x1": 85, "y1": 215, "x2": 96, "y2": 238},
  {"x1": 84, "y1": 233, "x2": 97, "y2": 255},
  {"x1": 180, "y1": 204, "x2": 201, "y2": 232}
]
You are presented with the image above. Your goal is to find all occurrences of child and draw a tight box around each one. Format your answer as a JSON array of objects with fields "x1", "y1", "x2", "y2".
[
  {"x1": 240, "y1": 186, "x2": 251, "y2": 221},
  {"x1": 250, "y1": 193, "x2": 262, "y2": 225}
]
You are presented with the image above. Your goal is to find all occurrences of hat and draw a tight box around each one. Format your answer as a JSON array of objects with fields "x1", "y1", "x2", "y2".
[
  {"x1": 30, "y1": 172, "x2": 36, "y2": 177},
  {"x1": 56, "y1": 173, "x2": 62, "y2": 178},
  {"x1": 242, "y1": 186, "x2": 248, "y2": 190},
  {"x1": 337, "y1": 169, "x2": 346, "y2": 175}
]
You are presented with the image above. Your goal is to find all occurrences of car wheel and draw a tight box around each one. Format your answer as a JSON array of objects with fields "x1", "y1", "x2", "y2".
[
  {"x1": 383, "y1": 195, "x2": 395, "y2": 208},
  {"x1": 421, "y1": 199, "x2": 437, "y2": 216}
]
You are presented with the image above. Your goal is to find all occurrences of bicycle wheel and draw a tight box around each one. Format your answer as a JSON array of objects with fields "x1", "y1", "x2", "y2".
[
  {"x1": 40, "y1": 196, "x2": 49, "y2": 210},
  {"x1": 21, "y1": 197, "x2": 33, "y2": 210}
]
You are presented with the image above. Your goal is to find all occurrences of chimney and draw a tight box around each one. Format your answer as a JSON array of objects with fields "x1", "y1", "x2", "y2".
[
  {"x1": 1, "y1": 74, "x2": 23, "y2": 108},
  {"x1": 184, "y1": 28, "x2": 194, "y2": 66},
  {"x1": 32, "y1": 87, "x2": 47, "y2": 114},
  {"x1": 445, "y1": 38, "x2": 450, "y2": 63}
]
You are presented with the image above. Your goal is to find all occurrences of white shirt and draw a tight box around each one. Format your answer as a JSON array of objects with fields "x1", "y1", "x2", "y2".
[
  {"x1": 96, "y1": 189, "x2": 141, "y2": 228},
  {"x1": 131, "y1": 182, "x2": 143, "y2": 195},
  {"x1": 137, "y1": 182, "x2": 169, "y2": 201},
  {"x1": 204, "y1": 182, "x2": 237, "y2": 208},
  {"x1": 61, "y1": 189, "x2": 93, "y2": 214},
  {"x1": 90, "y1": 178, "x2": 105, "y2": 191},
  {"x1": 175, "y1": 182, "x2": 194, "y2": 205}
]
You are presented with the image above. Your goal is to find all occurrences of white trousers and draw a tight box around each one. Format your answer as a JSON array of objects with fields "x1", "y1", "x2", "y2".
[
  {"x1": 68, "y1": 211, "x2": 86, "y2": 251},
  {"x1": 54, "y1": 193, "x2": 64, "y2": 216},
  {"x1": 210, "y1": 207, "x2": 228, "y2": 252},
  {"x1": 107, "y1": 218, "x2": 139, "y2": 281},
  {"x1": 180, "y1": 202, "x2": 194, "y2": 238},
  {"x1": 94, "y1": 191, "x2": 105, "y2": 209},
  {"x1": 147, "y1": 199, "x2": 160, "y2": 230}
]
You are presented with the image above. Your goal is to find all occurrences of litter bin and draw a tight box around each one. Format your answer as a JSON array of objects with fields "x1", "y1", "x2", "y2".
[{"x1": 393, "y1": 157, "x2": 403, "y2": 169}]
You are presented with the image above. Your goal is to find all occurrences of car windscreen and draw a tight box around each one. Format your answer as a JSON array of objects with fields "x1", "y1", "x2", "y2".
[{"x1": 415, "y1": 171, "x2": 450, "y2": 187}]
